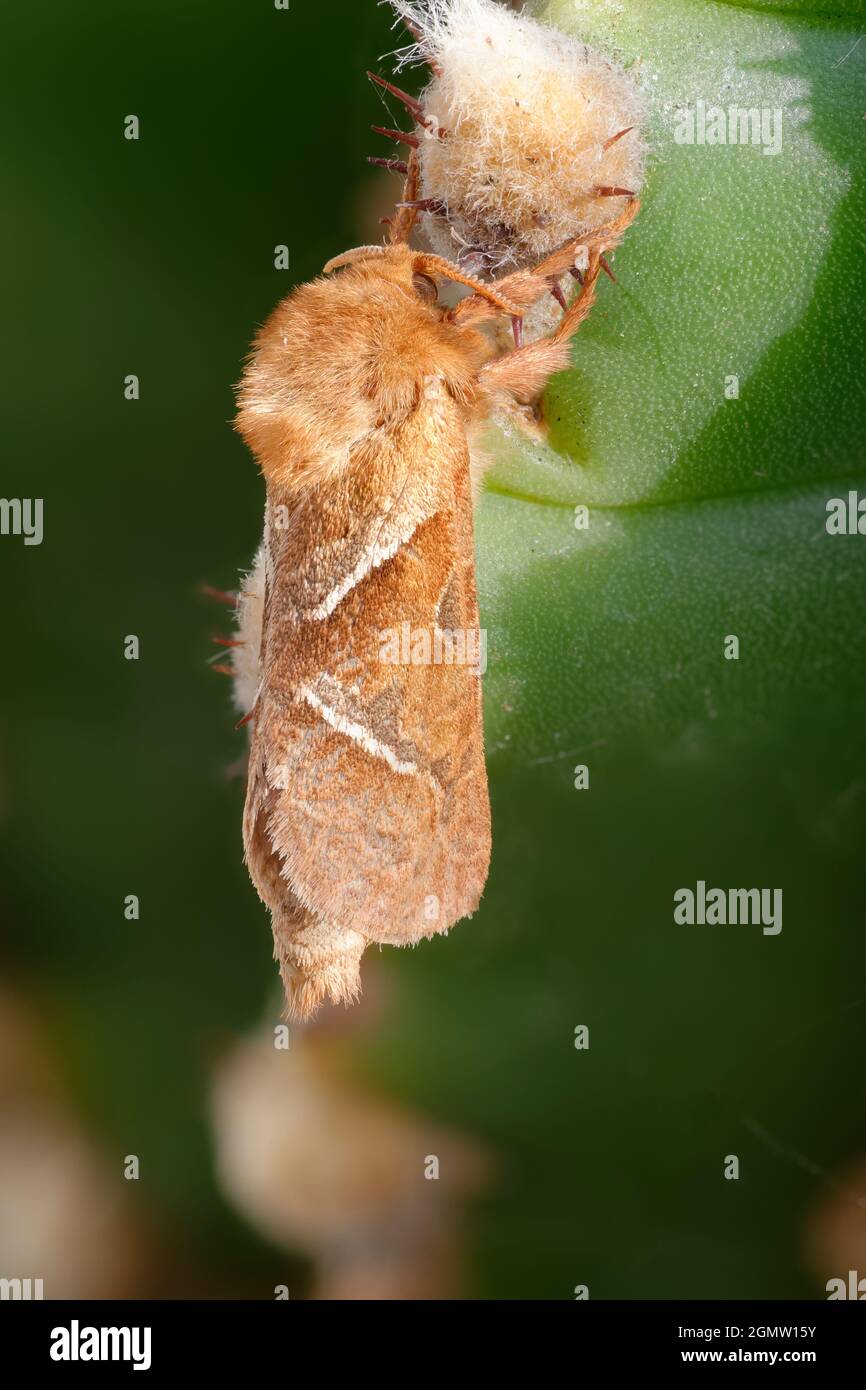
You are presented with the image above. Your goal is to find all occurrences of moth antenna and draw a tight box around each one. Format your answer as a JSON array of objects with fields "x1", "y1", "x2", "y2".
[
  {"x1": 549, "y1": 282, "x2": 569, "y2": 312},
  {"x1": 200, "y1": 583, "x2": 238, "y2": 607},
  {"x1": 323, "y1": 244, "x2": 387, "y2": 273},
  {"x1": 415, "y1": 252, "x2": 525, "y2": 315},
  {"x1": 602, "y1": 126, "x2": 635, "y2": 150},
  {"x1": 371, "y1": 124, "x2": 420, "y2": 150},
  {"x1": 592, "y1": 186, "x2": 636, "y2": 198}
]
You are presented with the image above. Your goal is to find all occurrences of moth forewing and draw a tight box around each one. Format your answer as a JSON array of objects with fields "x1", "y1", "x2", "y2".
[{"x1": 253, "y1": 396, "x2": 490, "y2": 930}]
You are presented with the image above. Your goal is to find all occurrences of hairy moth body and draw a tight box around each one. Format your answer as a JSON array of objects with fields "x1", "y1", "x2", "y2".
[
  {"x1": 229, "y1": 14, "x2": 642, "y2": 1015},
  {"x1": 235, "y1": 246, "x2": 494, "y2": 1018}
]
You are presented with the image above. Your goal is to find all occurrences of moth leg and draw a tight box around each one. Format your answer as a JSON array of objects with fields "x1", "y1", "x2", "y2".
[
  {"x1": 473, "y1": 195, "x2": 641, "y2": 412},
  {"x1": 450, "y1": 199, "x2": 640, "y2": 330},
  {"x1": 478, "y1": 247, "x2": 607, "y2": 407},
  {"x1": 490, "y1": 199, "x2": 640, "y2": 304}
]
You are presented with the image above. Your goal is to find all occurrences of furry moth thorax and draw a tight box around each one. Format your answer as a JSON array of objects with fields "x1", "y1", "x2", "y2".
[{"x1": 236, "y1": 245, "x2": 494, "y2": 494}]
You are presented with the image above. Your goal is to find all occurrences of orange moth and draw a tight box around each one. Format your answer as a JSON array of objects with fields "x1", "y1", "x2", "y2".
[{"x1": 229, "y1": 36, "x2": 640, "y2": 1021}]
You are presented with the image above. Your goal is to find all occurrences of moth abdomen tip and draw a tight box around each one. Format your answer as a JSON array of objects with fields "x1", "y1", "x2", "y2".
[{"x1": 275, "y1": 921, "x2": 367, "y2": 1022}]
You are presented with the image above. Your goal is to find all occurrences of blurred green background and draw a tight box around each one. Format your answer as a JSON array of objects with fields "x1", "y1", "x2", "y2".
[{"x1": 2, "y1": 0, "x2": 865, "y2": 1299}]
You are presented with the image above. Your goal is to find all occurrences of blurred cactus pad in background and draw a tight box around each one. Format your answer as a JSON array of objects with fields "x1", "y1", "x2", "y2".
[{"x1": 2, "y1": 0, "x2": 865, "y2": 1298}]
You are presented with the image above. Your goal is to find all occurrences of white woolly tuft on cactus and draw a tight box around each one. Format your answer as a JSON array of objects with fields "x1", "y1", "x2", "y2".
[{"x1": 386, "y1": 0, "x2": 646, "y2": 273}]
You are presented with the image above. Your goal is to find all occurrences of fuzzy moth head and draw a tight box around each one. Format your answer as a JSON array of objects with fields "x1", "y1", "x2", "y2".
[
  {"x1": 235, "y1": 241, "x2": 500, "y2": 493},
  {"x1": 383, "y1": 0, "x2": 646, "y2": 274}
]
